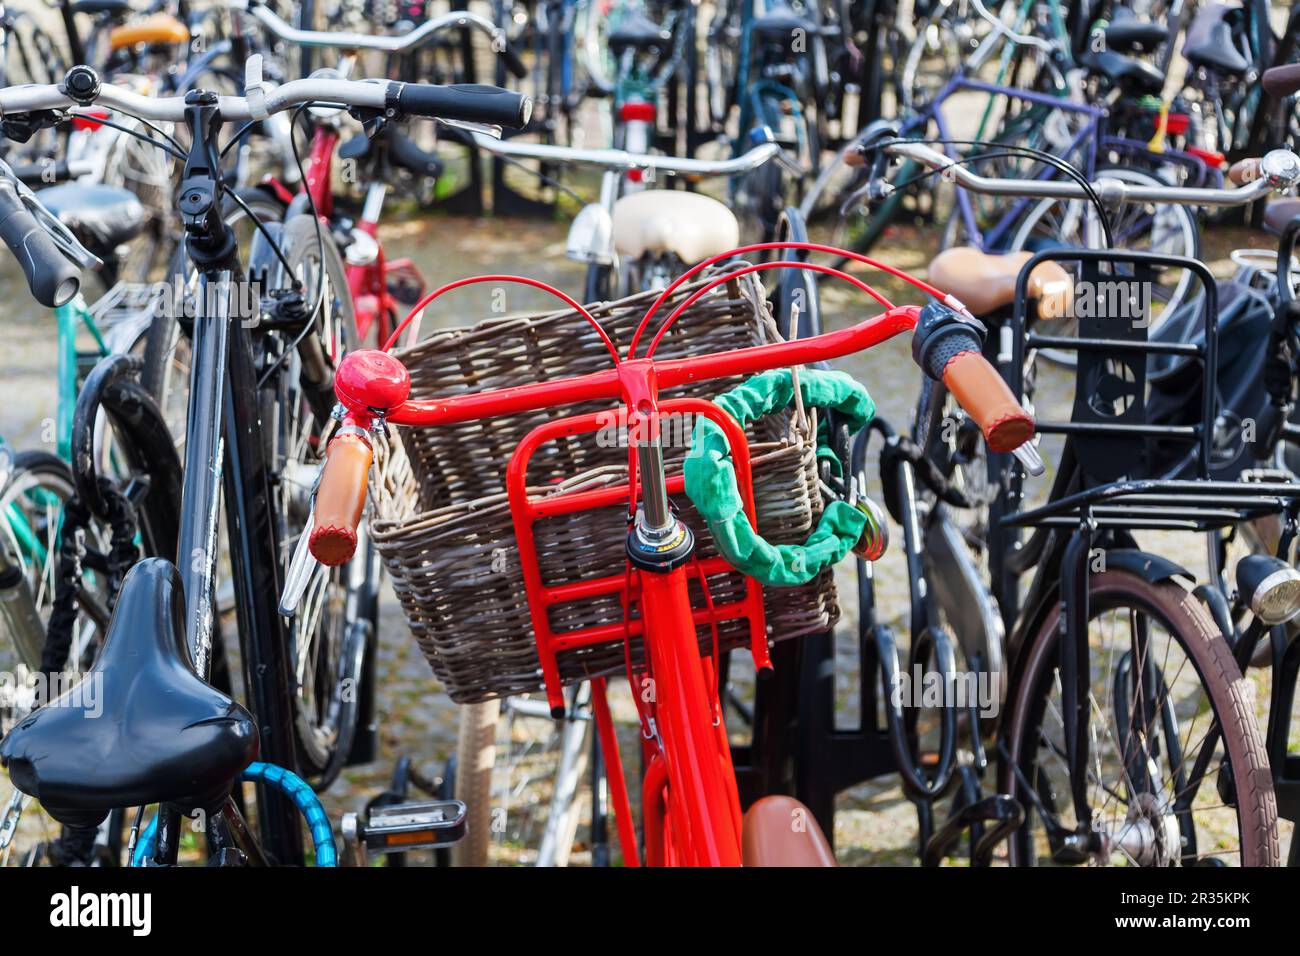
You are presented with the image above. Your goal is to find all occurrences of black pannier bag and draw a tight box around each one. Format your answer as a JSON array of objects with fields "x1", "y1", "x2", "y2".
[{"x1": 1146, "y1": 278, "x2": 1277, "y2": 481}]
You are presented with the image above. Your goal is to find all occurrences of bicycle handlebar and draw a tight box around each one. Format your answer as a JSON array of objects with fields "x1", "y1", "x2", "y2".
[
  {"x1": 306, "y1": 305, "x2": 916, "y2": 563},
  {"x1": 882, "y1": 140, "x2": 1300, "y2": 207},
  {"x1": 469, "y1": 132, "x2": 794, "y2": 177},
  {"x1": 0, "y1": 175, "x2": 78, "y2": 307},
  {"x1": 305, "y1": 290, "x2": 1038, "y2": 564},
  {"x1": 0, "y1": 72, "x2": 532, "y2": 128},
  {"x1": 0, "y1": 69, "x2": 529, "y2": 306},
  {"x1": 237, "y1": 0, "x2": 528, "y2": 79}
]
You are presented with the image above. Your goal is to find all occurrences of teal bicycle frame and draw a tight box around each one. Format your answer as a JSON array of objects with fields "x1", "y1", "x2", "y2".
[{"x1": 2, "y1": 295, "x2": 112, "y2": 568}]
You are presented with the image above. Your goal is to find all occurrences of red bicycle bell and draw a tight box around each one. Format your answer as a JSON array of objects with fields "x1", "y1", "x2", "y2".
[{"x1": 335, "y1": 349, "x2": 411, "y2": 414}]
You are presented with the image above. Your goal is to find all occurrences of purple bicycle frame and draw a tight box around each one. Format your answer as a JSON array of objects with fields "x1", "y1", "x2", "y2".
[{"x1": 903, "y1": 74, "x2": 1216, "y2": 251}]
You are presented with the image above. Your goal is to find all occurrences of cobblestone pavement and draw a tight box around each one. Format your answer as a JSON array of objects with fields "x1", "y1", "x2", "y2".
[{"x1": 0, "y1": 202, "x2": 1292, "y2": 865}]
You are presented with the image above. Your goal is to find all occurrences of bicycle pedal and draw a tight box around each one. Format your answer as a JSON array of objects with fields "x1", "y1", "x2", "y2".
[{"x1": 340, "y1": 799, "x2": 466, "y2": 860}]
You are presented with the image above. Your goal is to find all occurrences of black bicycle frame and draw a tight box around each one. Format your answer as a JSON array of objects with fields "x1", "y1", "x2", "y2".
[
  {"x1": 152, "y1": 91, "x2": 305, "y2": 865},
  {"x1": 990, "y1": 249, "x2": 1300, "y2": 858}
]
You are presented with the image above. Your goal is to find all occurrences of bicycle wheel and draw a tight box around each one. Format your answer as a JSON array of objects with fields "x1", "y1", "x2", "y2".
[
  {"x1": 917, "y1": 380, "x2": 1002, "y2": 589},
  {"x1": 900, "y1": 6, "x2": 964, "y2": 112},
  {"x1": 583, "y1": 261, "x2": 613, "y2": 303},
  {"x1": 734, "y1": 153, "x2": 788, "y2": 246},
  {"x1": 704, "y1": 0, "x2": 740, "y2": 132},
  {"x1": 1001, "y1": 569, "x2": 1278, "y2": 866},
  {"x1": 0, "y1": 451, "x2": 114, "y2": 866},
  {"x1": 294, "y1": 0, "x2": 347, "y2": 78},
  {"x1": 263, "y1": 214, "x2": 378, "y2": 785},
  {"x1": 142, "y1": 188, "x2": 287, "y2": 456},
  {"x1": 1007, "y1": 165, "x2": 1201, "y2": 366},
  {"x1": 99, "y1": 119, "x2": 179, "y2": 285},
  {"x1": 0, "y1": 14, "x2": 64, "y2": 166}
]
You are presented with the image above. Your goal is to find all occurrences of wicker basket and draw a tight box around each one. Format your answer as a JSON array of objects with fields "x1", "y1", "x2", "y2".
[{"x1": 370, "y1": 269, "x2": 840, "y2": 703}]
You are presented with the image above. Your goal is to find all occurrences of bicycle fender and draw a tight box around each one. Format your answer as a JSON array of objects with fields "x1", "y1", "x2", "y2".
[{"x1": 1099, "y1": 548, "x2": 1194, "y2": 586}]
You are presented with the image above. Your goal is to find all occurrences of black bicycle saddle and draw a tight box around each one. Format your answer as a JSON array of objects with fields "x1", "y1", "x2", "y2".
[
  {"x1": 1182, "y1": 5, "x2": 1250, "y2": 76},
  {"x1": 37, "y1": 183, "x2": 146, "y2": 259},
  {"x1": 0, "y1": 559, "x2": 258, "y2": 828},
  {"x1": 608, "y1": 11, "x2": 672, "y2": 56},
  {"x1": 1104, "y1": 9, "x2": 1170, "y2": 54},
  {"x1": 1080, "y1": 48, "x2": 1165, "y2": 97}
]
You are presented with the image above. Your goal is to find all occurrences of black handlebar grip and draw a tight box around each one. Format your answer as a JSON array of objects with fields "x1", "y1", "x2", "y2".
[
  {"x1": 391, "y1": 82, "x2": 531, "y2": 129},
  {"x1": 9, "y1": 159, "x2": 71, "y2": 187},
  {"x1": 1264, "y1": 64, "x2": 1300, "y2": 99},
  {"x1": 911, "y1": 301, "x2": 985, "y2": 381},
  {"x1": 0, "y1": 179, "x2": 79, "y2": 307}
]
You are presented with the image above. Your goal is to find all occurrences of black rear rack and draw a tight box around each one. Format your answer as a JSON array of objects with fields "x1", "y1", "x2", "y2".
[{"x1": 1001, "y1": 478, "x2": 1300, "y2": 531}]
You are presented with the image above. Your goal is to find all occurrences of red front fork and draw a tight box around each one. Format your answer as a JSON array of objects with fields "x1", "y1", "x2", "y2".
[{"x1": 297, "y1": 125, "x2": 420, "y2": 347}]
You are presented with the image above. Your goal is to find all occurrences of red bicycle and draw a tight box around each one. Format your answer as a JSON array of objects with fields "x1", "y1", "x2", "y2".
[{"x1": 299, "y1": 242, "x2": 1036, "y2": 866}]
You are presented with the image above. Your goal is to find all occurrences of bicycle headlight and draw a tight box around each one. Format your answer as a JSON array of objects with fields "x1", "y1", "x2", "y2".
[{"x1": 1236, "y1": 554, "x2": 1300, "y2": 626}]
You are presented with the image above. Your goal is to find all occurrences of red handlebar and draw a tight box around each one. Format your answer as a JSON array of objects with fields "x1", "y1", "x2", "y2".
[
  {"x1": 312, "y1": 246, "x2": 1038, "y2": 569},
  {"x1": 339, "y1": 304, "x2": 922, "y2": 427}
]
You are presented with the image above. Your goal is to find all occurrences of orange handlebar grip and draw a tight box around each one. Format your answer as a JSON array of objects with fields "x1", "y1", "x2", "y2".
[
  {"x1": 941, "y1": 351, "x2": 1035, "y2": 453},
  {"x1": 309, "y1": 433, "x2": 373, "y2": 566}
]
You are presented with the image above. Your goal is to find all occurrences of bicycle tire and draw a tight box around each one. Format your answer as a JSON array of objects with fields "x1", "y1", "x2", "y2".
[
  {"x1": 1001, "y1": 569, "x2": 1279, "y2": 866},
  {"x1": 0, "y1": 452, "x2": 119, "y2": 866},
  {"x1": 583, "y1": 261, "x2": 612, "y2": 304},
  {"x1": 141, "y1": 189, "x2": 288, "y2": 444},
  {"x1": 453, "y1": 699, "x2": 501, "y2": 867},
  {"x1": 264, "y1": 213, "x2": 376, "y2": 784}
]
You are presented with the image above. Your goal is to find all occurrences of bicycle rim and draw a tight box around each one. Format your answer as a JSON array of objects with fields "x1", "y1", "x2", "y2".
[{"x1": 1002, "y1": 571, "x2": 1278, "y2": 866}]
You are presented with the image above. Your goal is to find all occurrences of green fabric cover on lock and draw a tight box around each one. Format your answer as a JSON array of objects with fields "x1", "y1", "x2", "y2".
[{"x1": 683, "y1": 368, "x2": 874, "y2": 587}]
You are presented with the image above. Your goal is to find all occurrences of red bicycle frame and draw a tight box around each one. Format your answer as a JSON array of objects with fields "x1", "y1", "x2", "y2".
[
  {"x1": 505, "y1": 396, "x2": 767, "y2": 865},
  {"x1": 268, "y1": 123, "x2": 427, "y2": 347},
  {"x1": 329, "y1": 296, "x2": 923, "y2": 866}
]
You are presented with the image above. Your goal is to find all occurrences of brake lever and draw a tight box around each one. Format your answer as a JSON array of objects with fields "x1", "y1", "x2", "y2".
[
  {"x1": 0, "y1": 158, "x2": 102, "y2": 271},
  {"x1": 437, "y1": 117, "x2": 503, "y2": 140},
  {"x1": 773, "y1": 148, "x2": 803, "y2": 177},
  {"x1": 279, "y1": 507, "x2": 319, "y2": 617},
  {"x1": 1012, "y1": 442, "x2": 1045, "y2": 477}
]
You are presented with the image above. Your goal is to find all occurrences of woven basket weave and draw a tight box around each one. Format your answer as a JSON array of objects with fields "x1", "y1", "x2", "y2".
[{"x1": 370, "y1": 269, "x2": 840, "y2": 703}]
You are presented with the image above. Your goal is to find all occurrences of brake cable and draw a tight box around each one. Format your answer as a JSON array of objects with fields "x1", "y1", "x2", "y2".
[
  {"x1": 69, "y1": 110, "x2": 187, "y2": 161},
  {"x1": 255, "y1": 103, "x2": 333, "y2": 391}
]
